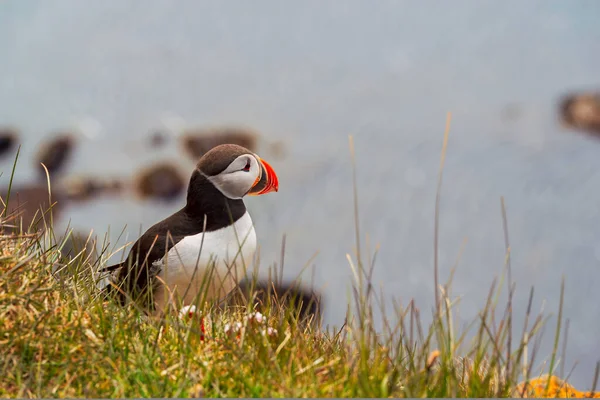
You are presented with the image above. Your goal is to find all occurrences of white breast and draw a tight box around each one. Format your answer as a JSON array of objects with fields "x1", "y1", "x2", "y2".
[{"x1": 152, "y1": 211, "x2": 257, "y2": 313}]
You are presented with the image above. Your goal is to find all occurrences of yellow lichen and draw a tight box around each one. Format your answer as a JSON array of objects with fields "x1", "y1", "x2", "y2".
[{"x1": 513, "y1": 375, "x2": 600, "y2": 398}]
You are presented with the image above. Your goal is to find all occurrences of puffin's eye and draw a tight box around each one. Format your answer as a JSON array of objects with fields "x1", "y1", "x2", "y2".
[{"x1": 242, "y1": 160, "x2": 251, "y2": 172}]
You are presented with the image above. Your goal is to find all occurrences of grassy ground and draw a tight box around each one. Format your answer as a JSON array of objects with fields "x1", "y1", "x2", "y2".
[{"x1": 1, "y1": 124, "x2": 600, "y2": 397}]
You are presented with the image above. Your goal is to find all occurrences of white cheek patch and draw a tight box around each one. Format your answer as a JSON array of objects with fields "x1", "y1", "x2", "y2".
[
  {"x1": 207, "y1": 155, "x2": 260, "y2": 199},
  {"x1": 208, "y1": 173, "x2": 253, "y2": 199}
]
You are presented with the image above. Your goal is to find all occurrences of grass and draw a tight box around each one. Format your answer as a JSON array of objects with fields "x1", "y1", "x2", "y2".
[{"x1": 1, "y1": 117, "x2": 600, "y2": 397}]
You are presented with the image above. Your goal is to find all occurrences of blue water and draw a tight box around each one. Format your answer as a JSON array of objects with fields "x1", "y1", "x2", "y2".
[{"x1": 1, "y1": 0, "x2": 600, "y2": 388}]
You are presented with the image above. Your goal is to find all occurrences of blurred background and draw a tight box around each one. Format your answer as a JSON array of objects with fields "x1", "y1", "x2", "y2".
[{"x1": 1, "y1": 0, "x2": 600, "y2": 388}]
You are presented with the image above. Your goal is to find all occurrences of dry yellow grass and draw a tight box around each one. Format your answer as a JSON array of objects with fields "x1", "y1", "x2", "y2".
[{"x1": 2, "y1": 128, "x2": 600, "y2": 397}]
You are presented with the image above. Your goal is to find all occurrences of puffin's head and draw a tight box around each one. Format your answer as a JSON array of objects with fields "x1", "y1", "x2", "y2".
[{"x1": 195, "y1": 144, "x2": 279, "y2": 200}]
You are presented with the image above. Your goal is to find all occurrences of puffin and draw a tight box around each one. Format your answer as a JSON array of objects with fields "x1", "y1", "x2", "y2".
[{"x1": 99, "y1": 144, "x2": 279, "y2": 315}]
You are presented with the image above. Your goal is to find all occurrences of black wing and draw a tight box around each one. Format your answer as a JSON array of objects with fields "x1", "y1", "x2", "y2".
[{"x1": 109, "y1": 208, "x2": 194, "y2": 307}]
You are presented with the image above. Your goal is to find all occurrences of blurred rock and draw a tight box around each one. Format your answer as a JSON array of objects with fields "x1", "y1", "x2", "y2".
[
  {"x1": 226, "y1": 279, "x2": 323, "y2": 326},
  {"x1": 133, "y1": 162, "x2": 185, "y2": 202},
  {"x1": 35, "y1": 133, "x2": 76, "y2": 181},
  {"x1": 62, "y1": 176, "x2": 126, "y2": 203},
  {"x1": 268, "y1": 140, "x2": 287, "y2": 160},
  {"x1": 59, "y1": 230, "x2": 97, "y2": 262},
  {"x1": 63, "y1": 177, "x2": 102, "y2": 202},
  {"x1": 0, "y1": 184, "x2": 66, "y2": 233},
  {"x1": 180, "y1": 127, "x2": 258, "y2": 160},
  {"x1": 51, "y1": 230, "x2": 99, "y2": 286},
  {"x1": 0, "y1": 127, "x2": 19, "y2": 159},
  {"x1": 559, "y1": 92, "x2": 600, "y2": 135},
  {"x1": 105, "y1": 178, "x2": 125, "y2": 193},
  {"x1": 148, "y1": 130, "x2": 170, "y2": 149}
]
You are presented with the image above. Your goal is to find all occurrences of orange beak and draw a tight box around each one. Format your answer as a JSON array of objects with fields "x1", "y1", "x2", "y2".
[{"x1": 248, "y1": 157, "x2": 279, "y2": 196}]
